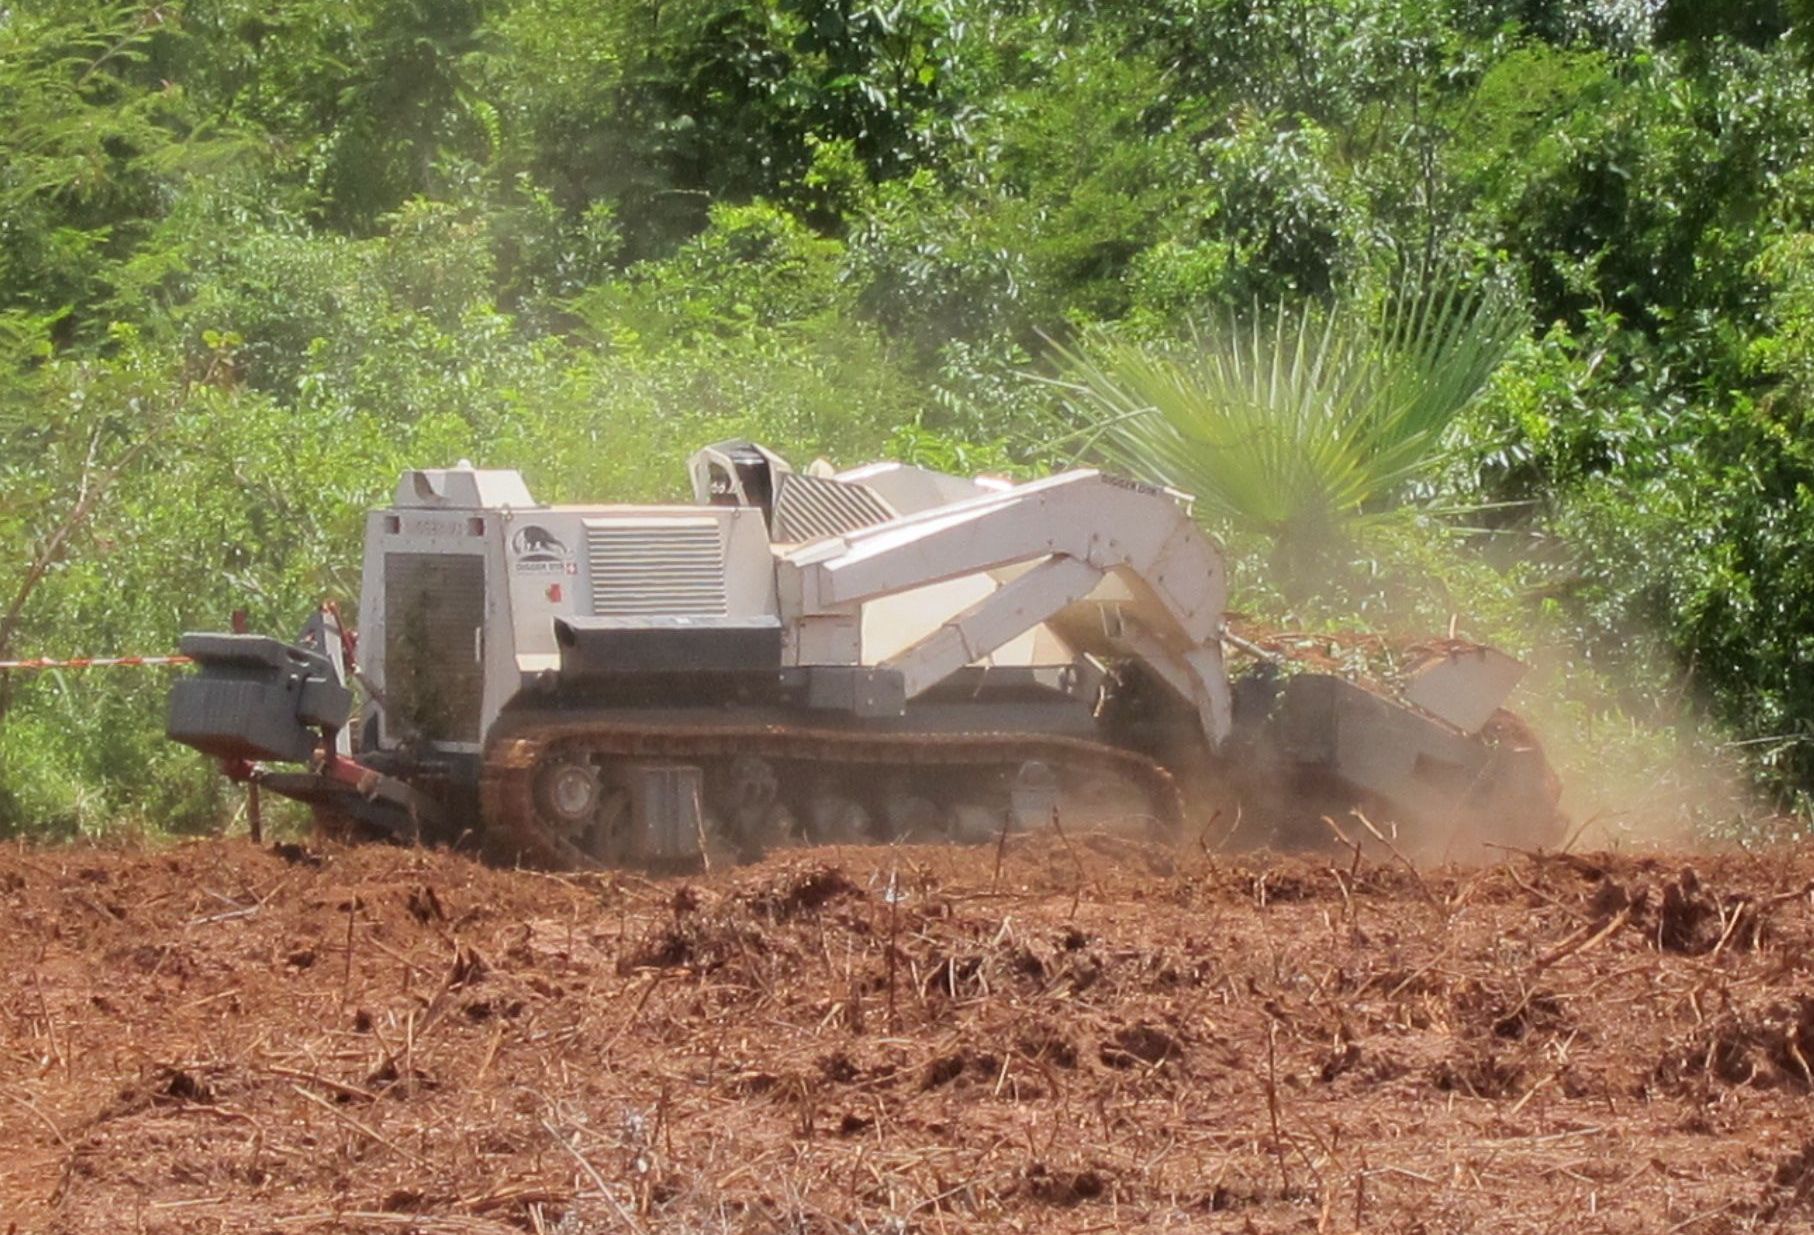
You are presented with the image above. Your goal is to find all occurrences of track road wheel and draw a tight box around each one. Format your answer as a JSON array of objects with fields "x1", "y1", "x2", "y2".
[{"x1": 530, "y1": 754, "x2": 631, "y2": 866}]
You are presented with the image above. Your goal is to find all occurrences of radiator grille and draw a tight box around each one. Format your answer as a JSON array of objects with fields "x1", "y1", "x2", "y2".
[
  {"x1": 771, "y1": 472, "x2": 896, "y2": 544},
  {"x1": 383, "y1": 552, "x2": 485, "y2": 743},
  {"x1": 588, "y1": 520, "x2": 728, "y2": 617}
]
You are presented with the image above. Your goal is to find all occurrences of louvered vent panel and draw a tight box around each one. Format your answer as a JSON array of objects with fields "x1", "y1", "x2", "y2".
[
  {"x1": 588, "y1": 521, "x2": 728, "y2": 617},
  {"x1": 771, "y1": 472, "x2": 897, "y2": 544},
  {"x1": 383, "y1": 553, "x2": 485, "y2": 743}
]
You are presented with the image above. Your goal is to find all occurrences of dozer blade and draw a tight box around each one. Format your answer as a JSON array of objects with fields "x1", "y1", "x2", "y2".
[
  {"x1": 167, "y1": 628, "x2": 442, "y2": 842},
  {"x1": 166, "y1": 633, "x2": 352, "y2": 766}
]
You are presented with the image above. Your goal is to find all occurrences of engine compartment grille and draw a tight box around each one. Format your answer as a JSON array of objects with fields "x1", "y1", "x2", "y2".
[
  {"x1": 383, "y1": 552, "x2": 485, "y2": 743},
  {"x1": 587, "y1": 520, "x2": 728, "y2": 617},
  {"x1": 771, "y1": 472, "x2": 896, "y2": 543}
]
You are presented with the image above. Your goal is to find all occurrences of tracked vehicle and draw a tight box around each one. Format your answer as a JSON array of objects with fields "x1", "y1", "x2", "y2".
[{"x1": 168, "y1": 444, "x2": 1560, "y2": 867}]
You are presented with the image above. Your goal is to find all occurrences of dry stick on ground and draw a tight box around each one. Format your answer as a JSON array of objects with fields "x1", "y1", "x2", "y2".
[
  {"x1": 1765, "y1": 880, "x2": 1814, "y2": 907},
  {"x1": 1047, "y1": 807, "x2": 1100, "y2": 920},
  {"x1": 600, "y1": 972, "x2": 667, "y2": 1054},
  {"x1": 1195, "y1": 807, "x2": 1223, "y2": 855},
  {"x1": 1559, "y1": 811, "x2": 1605, "y2": 855},
  {"x1": 1264, "y1": 1017, "x2": 1292, "y2": 1198},
  {"x1": 247, "y1": 780, "x2": 263, "y2": 846},
  {"x1": 293, "y1": 1084, "x2": 434, "y2": 1171},
  {"x1": 886, "y1": 863, "x2": 901, "y2": 1030},
  {"x1": 473, "y1": 1021, "x2": 506, "y2": 1088},
  {"x1": 340, "y1": 898, "x2": 358, "y2": 1009},
  {"x1": 536, "y1": 1088, "x2": 655, "y2": 1222},
  {"x1": 1535, "y1": 907, "x2": 1633, "y2": 971},
  {"x1": 1211, "y1": 803, "x2": 1246, "y2": 854},
  {"x1": 1699, "y1": 881, "x2": 1814, "y2": 965},
  {"x1": 1319, "y1": 815, "x2": 1366, "y2": 879},
  {"x1": 693, "y1": 811, "x2": 714, "y2": 875},
  {"x1": 1502, "y1": 862, "x2": 1591, "y2": 923},
  {"x1": 349, "y1": 939, "x2": 477, "y2": 1096},
  {"x1": 1506, "y1": 1071, "x2": 1557, "y2": 1118},
  {"x1": 265, "y1": 1065, "x2": 380, "y2": 1104},
  {"x1": 31, "y1": 975, "x2": 66, "y2": 1073},
  {"x1": 1352, "y1": 811, "x2": 1437, "y2": 907},
  {"x1": 990, "y1": 818, "x2": 1012, "y2": 892},
  {"x1": 1483, "y1": 842, "x2": 1606, "y2": 878},
  {"x1": 1706, "y1": 901, "x2": 1753, "y2": 963},
  {"x1": 5, "y1": 1089, "x2": 70, "y2": 1148}
]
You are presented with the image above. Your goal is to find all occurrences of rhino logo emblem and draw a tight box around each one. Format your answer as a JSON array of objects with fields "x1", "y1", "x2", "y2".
[{"x1": 512, "y1": 525, "x2": 567, "y2": 563}]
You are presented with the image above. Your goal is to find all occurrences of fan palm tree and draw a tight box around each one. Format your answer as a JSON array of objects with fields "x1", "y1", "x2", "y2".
[{"x1": 1047, "y1": 274, "x2": 1525, "y2": 595}]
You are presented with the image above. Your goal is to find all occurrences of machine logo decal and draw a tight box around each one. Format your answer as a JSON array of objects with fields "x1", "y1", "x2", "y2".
[{"x1": 512, "y1": 525, "x2": 576, "y2": 575}]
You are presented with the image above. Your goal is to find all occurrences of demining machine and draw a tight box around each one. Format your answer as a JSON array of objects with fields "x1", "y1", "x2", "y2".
[{"x1": 166, "y1": 443, "x2": 1561, "y2": 867}]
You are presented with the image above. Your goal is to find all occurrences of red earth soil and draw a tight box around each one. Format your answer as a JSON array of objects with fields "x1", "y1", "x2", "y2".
[{"x1": 4, "y1": 834, "x2": 1814, "y2": 1233}]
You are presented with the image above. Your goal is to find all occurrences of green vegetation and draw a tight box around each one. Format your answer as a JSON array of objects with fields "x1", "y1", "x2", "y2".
[
  {"x1": 1050, "y1": 274, "x2": 1524, "y2": 595},
  {"x1": 3, "y1": 0, "x2": 1813, "y2": 835}
]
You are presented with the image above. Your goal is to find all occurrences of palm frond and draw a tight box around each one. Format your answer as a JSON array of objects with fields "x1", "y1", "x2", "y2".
[{"x1": 1047, "y1": 273, "x2": 1523, "y2": 563}]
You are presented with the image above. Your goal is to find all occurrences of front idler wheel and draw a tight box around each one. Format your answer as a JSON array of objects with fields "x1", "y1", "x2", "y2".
[{"x1": 536, "y1": 758, "x2": 601, "y2": 827}]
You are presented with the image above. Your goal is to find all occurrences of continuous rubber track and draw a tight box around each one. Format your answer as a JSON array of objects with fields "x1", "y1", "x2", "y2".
[{"x1": 478, "y1": 721, "x2": 1184, "y2": 870}]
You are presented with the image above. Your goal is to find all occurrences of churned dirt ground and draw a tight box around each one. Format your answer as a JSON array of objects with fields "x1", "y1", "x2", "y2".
[{"x1": 5, "y1": 833, "x2": 1814, "y2": 1233}]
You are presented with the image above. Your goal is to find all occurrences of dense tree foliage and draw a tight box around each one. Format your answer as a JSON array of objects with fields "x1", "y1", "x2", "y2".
[{"x1": 4, "y1": 0, "x2": 1814, "y2": 832}]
